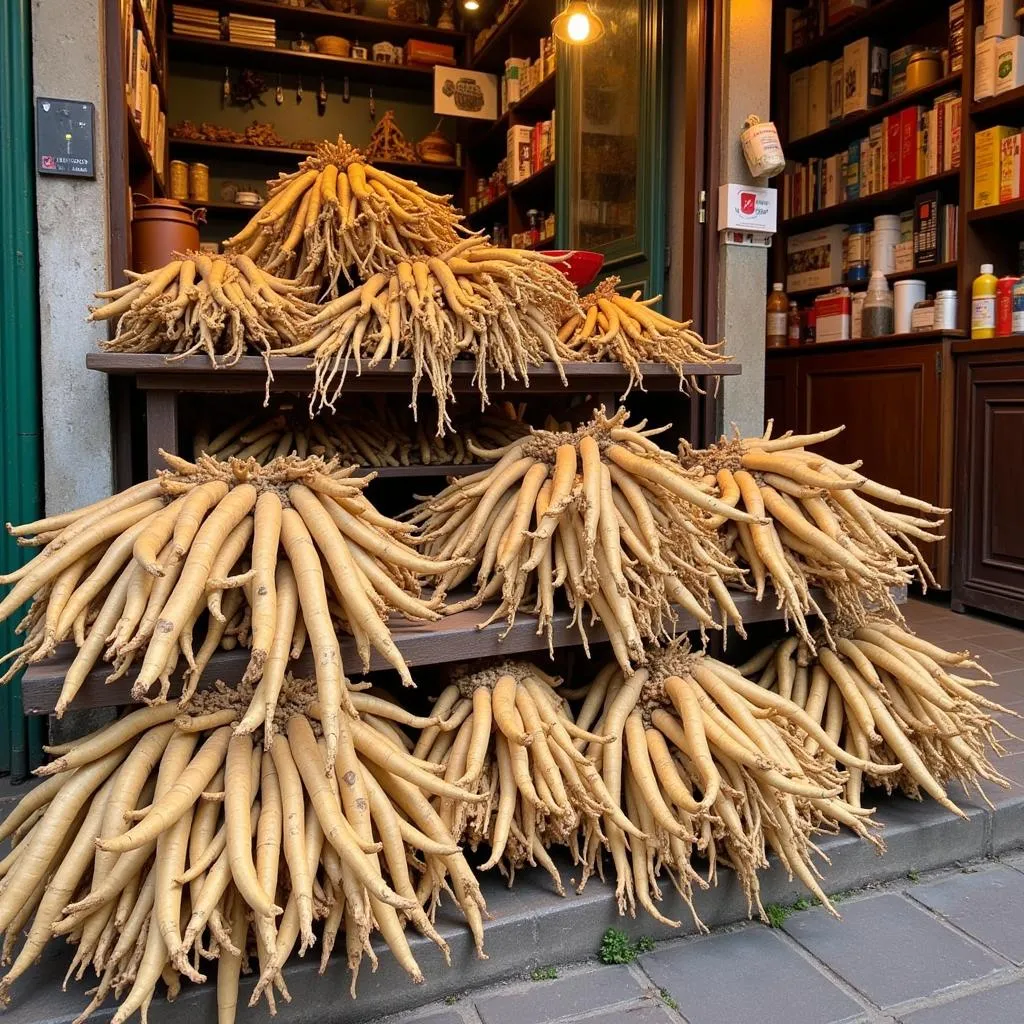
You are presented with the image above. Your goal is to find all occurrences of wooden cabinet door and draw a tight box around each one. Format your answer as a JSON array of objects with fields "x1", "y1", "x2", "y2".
[
  {"x1": 764, "y1": 356, "x2": 800, "y2": 436},
  {"x1": 795, "y1": 341, "x2": 954, "y2": 586},
  {"x1": 952, "y1": 352, "x2": 1024, "y2": 619}
]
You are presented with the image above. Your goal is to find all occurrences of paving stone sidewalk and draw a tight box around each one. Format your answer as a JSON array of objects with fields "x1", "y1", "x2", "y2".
[{"x1": 380, "y1": 854, "x2": 1024, "y2": 1024}]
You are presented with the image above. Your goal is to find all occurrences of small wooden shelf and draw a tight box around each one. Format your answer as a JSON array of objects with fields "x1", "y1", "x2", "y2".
[
  {"x1": 787, "y1": 261, "x2": 959, "y2": 299},
  {"x1": 465, "y1": 191, "x2": 509, "y2": 222},
  {"x1": 471, "y1": 0, "x2": 555, "y2": 72},
  {"x1": 466, "y1": 109, "x2": 511, "y2": 150},
  {"x1": 967, "y1": 199, "x2": 1024, "y2": 223},
  {"x1": 951, "y1": 336, "x2": 1024, "y2": 356},
  {"x1": 132, "y1": 0, "x2": 166, "y2": 97},
  {"x1": 782, "y1": 169, "x2": 959, "y2": 233},
  {"x1": 512, "y1": 71, "x2": 556, "y2": 116},
  {"x1": 786, "y1": 74, "x2": 962, "y2": 161},
  {"x1": 782, "y1": 0, "x2": 943, "y2": 67},
  {"x1": 182, "y1": 199, "x2": 260, "y2": 214},
  {"x1": 20, "y1": 591, "x2": 789, "y2": 715},
  {"x1": 127, "y1": 102, "x2": 165, "y2": 196},
  {"x1": 197, "y1": 0, "x2": 469, "y2": 47},
  {"x1": 971, "y1": 84, "x2": 1024, "y2": 121},
  {"x1": 168, "y1": 34, "x2": 435, "y2": 86},
  {"x1": 86, "y1": 353, "x2": 740, "y2": 392},
  {"x1": 169, "y1": 137, "x2": 464, "y2": 176},
  {"x1": 511, "y1": 161, "x2": 555, "y2": 196},
  {"x1": 766, "y1": 328, "x2": 965, "y2": 358}
]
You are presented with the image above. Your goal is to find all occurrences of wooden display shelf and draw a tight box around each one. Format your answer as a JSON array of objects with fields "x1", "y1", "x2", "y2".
[
  {"x1": 966, "y1": 199, "x2": 1024, "y2": 224},
  {"x1": 785, "y1": 74, "x2": 962, "y2": 162},
  {"x1": 465, "y1": 191, "x2": 509, "y2": 222},
  {"x1": 87, "y1": 353, "x2": 740, "y2": 475},
  {"x1": 353, "y1": 463, "x2": 481, "y2": 479},
  {"x1": 169, "y1": 137, "x2": 463, "y2": 176},
  {"x1": 512, "y1": 71, "x2": 556, "y2": 116},
  {"x1": 511, "y1": 161, "x2": 556, "y2": 197},
  {"x1": 782, "y1": 0, "x2": 940, "y2": 67},
  {"x1": 127, "y1": 103, "x2": 165, "y2": 197},
  {"x1": 766, "y1": 328, "x2": 965, "y2": 358},
  {"x1": 20, "y1": 591, "x2": 794, "y2": 716},
  {"x1": 182, "y1": 199, "x2": 260, "y2": 214},
  {"x1": 787, "y1": 261, "x2": 959, "y2": 299},
  {"x1": 197, "y1": 0, "x2": 469, "y2": 46},
  {"x1": 168, "y1": 34, "x2": 435, "y2": 86},
  {"x1": 470, "y1": 0, "x2": 555, "y2": 72},
  {"x1": 971, "y1": 84, "x2": 1024, "y2": 121},
  {"x1": 782, "y1": 169, "x2": 959, "y2": 233},
  {"x1": 132, "y1": 0, "x2": 166, "y2": 98}
]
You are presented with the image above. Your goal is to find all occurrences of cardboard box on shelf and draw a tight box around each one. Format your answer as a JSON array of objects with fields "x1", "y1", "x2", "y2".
[
  {"x1": 814, "y1": 291, "x2": 853, "y2": 343},
  {"x1": 975, "y1": 35, "x2": 1001, "y2": 99},
  {"x1": 1000, "y1": 132, "x2": 1023, "y2": 203},
  {"x1": 789, "y1": 67, "x2": 810, "y2": 140},
  {"x1": 949, "y1": 2, "x2": 966, "y2": 72},
  {"x1": 808, "y1": 61, "x2": 831, "y2": 135},
  {"x1": 984, "y1": 0, "x2": 1018, "y2": 39},
  {"x1": 506, "y1": 124, "x2": 532, "y2": 184},
  {"x1": 786, "y1": 225, "x2": 849, "y2": 292},
  {"x1": 975, "y1": 125, "x2": 1015, "y2": 207},
  {"x1": 995, "y1": 36, "x2": 1024, "y2": 93},
  {"x1": 829, "y1": 59, "x2": 844, "y2": 124},
  {"x1": 843, "y1": 38, "x2": 888, "y2": 116}
]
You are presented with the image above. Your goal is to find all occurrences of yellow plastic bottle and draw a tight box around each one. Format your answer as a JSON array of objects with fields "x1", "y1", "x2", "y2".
[{"x1": 971, "y1": 263, "x2": 998, "y2": 339}]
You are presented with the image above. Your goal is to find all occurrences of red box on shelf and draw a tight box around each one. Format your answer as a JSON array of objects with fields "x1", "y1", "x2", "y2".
[{"x1": 405, "y1": 40, "x2": 456, "y2": 67}]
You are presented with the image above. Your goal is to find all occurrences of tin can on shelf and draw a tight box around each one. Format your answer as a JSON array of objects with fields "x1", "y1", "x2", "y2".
[
  {"x1": 169, "y1": 160, "x2": 189, "y2": 201},
  {"x1": 934, "y1": 290, "x2": 958, "y2": 331},
  {"x1": 188, "y1": 162, "x2": 210, "y2": 202}
]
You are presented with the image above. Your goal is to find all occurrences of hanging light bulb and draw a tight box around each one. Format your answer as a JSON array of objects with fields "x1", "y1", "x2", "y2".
[
  {"x1": 464, "y1": 0, "x2": 480, "y2": 9},
  {"x1": 552, "y1": 1, "x2": 605, "y2": 44}
]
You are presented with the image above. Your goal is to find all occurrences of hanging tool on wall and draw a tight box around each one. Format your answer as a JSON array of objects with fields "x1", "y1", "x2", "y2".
[
  {"x1": 318, "y1": 77, "x2": 327, "y2": 115},
  {"x1": 342, "y1": 75, "x2": 350, "y2": 103},
  {"x1": 222, "y1": 67, "x2": 231, "y2": 105},
  {"x1": 276, "y1": 75, "x2": 284, "y2": 105},
  {"x1": 369, "y1": 86, "x2": 376, "y2": 120},
  {"x1": 296, "y1": 77, "x2": 303, "y2": 103}
]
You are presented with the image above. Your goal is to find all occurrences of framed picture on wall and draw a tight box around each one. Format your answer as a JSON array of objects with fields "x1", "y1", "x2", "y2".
[{"x1": 433, "y1": 67, "x2": 499, "y2": 120}]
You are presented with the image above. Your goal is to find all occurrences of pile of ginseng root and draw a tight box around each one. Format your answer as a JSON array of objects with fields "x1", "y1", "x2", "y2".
[
  {"x1": 192, "y1": 399, "x2": 531, "y2": 469},
  {"x1": 0, "y1": 617, "x2": 1011, "y2": 1024},
  {"x1": 0, "y1": 450, "x2": 464, "y2": 756},
  {"x1": 558, "y1": 276, "x2": 730, "y2": 395},
  {"x1": 0, "y1": 413, "x2": 1016, "y2": 1023},
  {"x1": 88, "y1": 134, "x2": 730, "y2": 427},
  {"x1": 411, "y1": 407, "x2": 754, "y2": 666},
  {"x1": 679, "y1": 423, "x2": 948, "y2": 646}
]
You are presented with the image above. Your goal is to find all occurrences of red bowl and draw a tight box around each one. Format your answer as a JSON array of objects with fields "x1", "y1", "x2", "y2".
[{"x1": 541, "y1": 249, "x2": 604, "y2": 288}]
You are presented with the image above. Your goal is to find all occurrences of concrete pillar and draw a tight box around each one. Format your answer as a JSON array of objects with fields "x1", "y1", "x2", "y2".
[
  {"x1": 716, "y1": 0, "x2": 772, "y2": 438},
  {"x1": 32, "y1": 0, "x2": 114, "y2": 513}
]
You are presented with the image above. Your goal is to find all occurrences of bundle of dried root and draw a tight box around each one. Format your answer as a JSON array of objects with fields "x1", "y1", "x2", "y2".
[
  {"x1": 0, "y1": 454, "x2": 461, "y2": 755},
  {"x1": 572, "y1": 642, "x2": 890, "y2": 928},
  {"x1": 558, "y1": 277, "x2": 730, "y2": 394},
  {"x1": 223, "y1": 136, "x2": 466, "y2": 296},
  {"x1": 275, "y1": 240, "x2": 579, "y2": 426},
  {"x1": 679, "y1": 423, "x2": 948, "y2": 646},
  {"x1": 193, "y1": 399, "x2": 531, "y2": 469},
  {"x1": 88, "y1": 252, "x2": 314, "y2": 366},
  {"x1": 411, "y1": 408, "x2": 753, "y2": 671},
  {"x1": 740, "y1": 618, "x2": 1014, "y2": 818},
  {"x1": 419, "y1": 659, "x2": 630, "y2": 896},
  {"x1": 0, "y1": 679, "x2": 486, "y2": 1022}
]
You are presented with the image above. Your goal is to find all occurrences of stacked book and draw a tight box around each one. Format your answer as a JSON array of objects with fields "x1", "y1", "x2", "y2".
[
  {"x1": 226, "y1": 13, "x2": 276, "y2": 47},
  {"x1": 172, "y1": 4, "x2": 220, "y2": 39}
]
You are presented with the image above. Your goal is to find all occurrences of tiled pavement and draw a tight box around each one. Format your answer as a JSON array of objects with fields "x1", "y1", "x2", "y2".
[{"x1": 374, "y1": 599, "x2": 1024, "y2": 1024}]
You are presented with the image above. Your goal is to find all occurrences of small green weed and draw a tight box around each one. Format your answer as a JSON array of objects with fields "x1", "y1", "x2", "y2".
[
  {"x1": 765, "y1": 897, "x2": 813, "y2": 928},
  {"x1": 907, "y1": 870, "x2": 920, "y2": 883},
  {"x1": 530, "y1": 966, "x2": 558, "y2": 981},
  {"x1": 443, "y1": 994, "x2": 458, "y2": 1005},
  {"x1": 598, "y1": 928, "x2": 656, "y2": 964},
  {"x1": 660, "y1": 988, "x2": 679, "y2": 1011}
]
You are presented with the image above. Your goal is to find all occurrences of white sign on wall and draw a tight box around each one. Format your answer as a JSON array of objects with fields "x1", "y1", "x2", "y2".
[
  {"x1": 434, "y1": 67, "x2": 500, "y2": 121},
  {"x1": 717, "y1": 184, "x2": 778, "y2": 246}
]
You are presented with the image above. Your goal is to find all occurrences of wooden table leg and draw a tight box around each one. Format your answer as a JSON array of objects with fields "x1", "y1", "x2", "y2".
[{"x1": 145, "y1": 391, "x2": 179, "y2": 477}]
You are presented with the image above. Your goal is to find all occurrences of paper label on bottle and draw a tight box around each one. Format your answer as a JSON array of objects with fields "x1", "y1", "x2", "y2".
[
  {"x1": 972, "y1": 297, "x2": 995, "y2": 330},
  {"x1": 767, "y1": 312, "x2": 787, "y2": 336}
]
